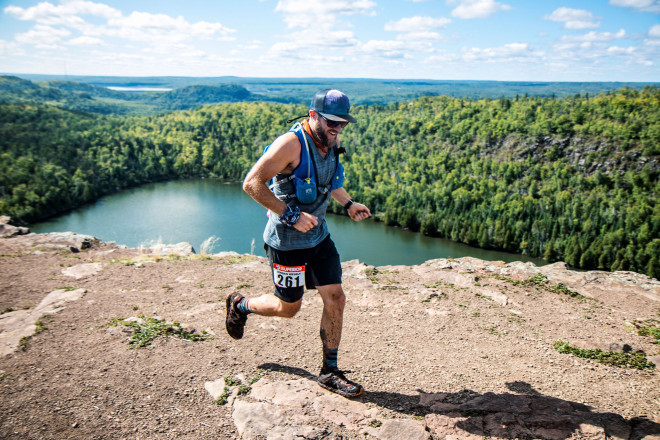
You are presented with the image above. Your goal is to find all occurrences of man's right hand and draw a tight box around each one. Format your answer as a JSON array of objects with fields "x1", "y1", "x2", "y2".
[{"x1": 293, "y1": 212, "x2": 319, "y2": 233}]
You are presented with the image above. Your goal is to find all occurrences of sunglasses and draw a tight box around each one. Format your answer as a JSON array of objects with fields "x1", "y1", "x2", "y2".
[{"x1": 319, "y1": 114, "x2": 348, "y2": 129}]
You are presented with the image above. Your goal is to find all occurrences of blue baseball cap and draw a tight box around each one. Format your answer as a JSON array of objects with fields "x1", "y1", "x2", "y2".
[{"x1": 310, "y1": 89, "x2": 357, "y2": 123}]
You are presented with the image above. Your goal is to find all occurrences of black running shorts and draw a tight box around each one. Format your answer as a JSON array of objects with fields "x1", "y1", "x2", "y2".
[{"x1": 264, "y1": 235, "x2": 342, "y2": 303}]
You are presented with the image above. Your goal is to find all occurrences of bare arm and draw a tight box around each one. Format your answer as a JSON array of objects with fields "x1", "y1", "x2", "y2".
[
  {"x1": 331, "y1": 187, "x2": 371, "y2": 222},
  {"x1": 243, "y1": 132, "x2": 318, "y2": 232}
]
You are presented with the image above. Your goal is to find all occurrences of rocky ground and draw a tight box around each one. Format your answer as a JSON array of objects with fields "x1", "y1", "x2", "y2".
[{"x1": 0, "y1": 220, "x2": 659, "y2": 439}]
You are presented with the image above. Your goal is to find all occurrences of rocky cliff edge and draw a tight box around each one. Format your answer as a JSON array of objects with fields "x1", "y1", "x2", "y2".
[{"x1": 0, "y1": 217, "x2": 658, "y2": 439}]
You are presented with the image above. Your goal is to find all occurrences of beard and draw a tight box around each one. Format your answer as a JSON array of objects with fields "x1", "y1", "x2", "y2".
[{"x1": 313, "y1": 123, "x2": 332, "y2": 148}]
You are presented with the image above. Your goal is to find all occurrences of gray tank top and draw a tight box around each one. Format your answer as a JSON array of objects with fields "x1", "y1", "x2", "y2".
[{"x1": 263, "y1": 129, "x2": 338, "y2": 251}]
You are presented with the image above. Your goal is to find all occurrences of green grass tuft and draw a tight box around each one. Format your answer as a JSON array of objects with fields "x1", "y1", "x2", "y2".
[
  {"x1": 493, "y1": 273, "x2": 585, "y2": 299},
  {"x1": 109, "y1": 315, "x2": 210, "y2": 348},
  {"x1": 553, "y1": 340, "x2": 655, "y2": 370},
  {"x1": 215, "y1": 371, "x2": 264, "y2": 405},
  {"x1": 632, "y1": 320, "x2": 660, "y2": 348}
]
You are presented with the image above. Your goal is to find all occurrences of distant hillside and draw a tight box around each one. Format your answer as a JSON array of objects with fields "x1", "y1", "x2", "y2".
[
  {"x1": 0, "y1": 75, "x2": 140, "y2": 114},
  {"x1": 0, "y1": 76, "x2": 256, "y2": 115},
  {"x1": 149, "y1": 85, "x2": 252, "y2": 110},
  {"x1": 8, "y1": 73, "x2": 659, "y2": 107}
]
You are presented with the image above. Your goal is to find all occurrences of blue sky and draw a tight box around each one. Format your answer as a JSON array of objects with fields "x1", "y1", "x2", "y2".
[{"x1": 0, "y1": 0, "x2": 658, "y2": 81}]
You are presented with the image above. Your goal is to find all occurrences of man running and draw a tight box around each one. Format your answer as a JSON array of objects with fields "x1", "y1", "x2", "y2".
[{"x1": 226, "y1": 89, "x2": 371, "y2": 397}]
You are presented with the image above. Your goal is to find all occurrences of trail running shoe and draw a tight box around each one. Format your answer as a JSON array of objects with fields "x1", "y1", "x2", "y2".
[
  {"x1": 225, "y1": 292, "x2": 248, "y2": 340},
  {"x1": 317, "y1": 367, "x2": 363, "y2": 398}
]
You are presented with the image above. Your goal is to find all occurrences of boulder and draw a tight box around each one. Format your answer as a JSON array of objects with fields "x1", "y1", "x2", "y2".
[
  {"x1": 149, "y1": 241, "x2": 195, "y2": 256},
  {"x1": 0, "y1": 216, "x2": 29, "y2": 238}
]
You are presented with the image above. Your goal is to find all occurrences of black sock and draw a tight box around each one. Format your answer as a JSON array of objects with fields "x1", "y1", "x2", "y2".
[
  {"x1": 323, "y1": 348, "x2": 338, "y2": 371},
  {"x1": 236, "y1": 297, "x2": 252, "y2": 315}
]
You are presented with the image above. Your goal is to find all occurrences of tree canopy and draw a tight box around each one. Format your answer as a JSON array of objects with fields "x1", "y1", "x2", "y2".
[{"x1": 0, "y1": 84, "x2": 657, "y2": 278}]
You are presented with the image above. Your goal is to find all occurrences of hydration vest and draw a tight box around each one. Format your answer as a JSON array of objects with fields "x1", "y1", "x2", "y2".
[{"x1": 264, "y1": 122, "x2": 344, "y2": 204}]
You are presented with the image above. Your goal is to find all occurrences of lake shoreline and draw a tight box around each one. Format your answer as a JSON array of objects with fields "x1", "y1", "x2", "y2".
[{"x1": 27, "y1": 178, "x2": 549, "y2": 268}]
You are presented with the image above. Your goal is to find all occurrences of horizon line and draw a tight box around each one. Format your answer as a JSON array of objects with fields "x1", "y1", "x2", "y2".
[{"x1": 2, "y1": 72, "x2": 658, "y2": 85}]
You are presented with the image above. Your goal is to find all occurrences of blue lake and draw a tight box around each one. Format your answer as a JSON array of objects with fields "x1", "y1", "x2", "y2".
[{"x1": 30, "y1": 179, "x2": 546, "y2": 267}]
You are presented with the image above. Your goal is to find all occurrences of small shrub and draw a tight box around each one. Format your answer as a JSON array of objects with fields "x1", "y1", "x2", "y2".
[
  {"x1": 424, "y1": 280, "x2": 455, "y2": 289},
  {"x1": 553, "y1": 340, "x2": 655, "y2": 370},
  {"x1": 632, "y1": 320, "x2": 660, "y2": 349},
  {"x1": 421, "y1": 293, "x2": 445, "y2": 303},
  {"x1": 365, "y1": 268, "x2": 379, "y2": 283},
  {"x1": 225, "y1": 255, "x2": 257, "y2": 265},
  {"x1": 34, "y1": 319, "x2": 47, "y2": 334},
  {"x1": 216, "y1": 371, "x2": 264, "y2": 405},
  {"x1": 493, "y1": 274, "x2": 585, "y2": 299},
  {"x1": 109, "y1": 315, "x2": 210, "y2": 348}
]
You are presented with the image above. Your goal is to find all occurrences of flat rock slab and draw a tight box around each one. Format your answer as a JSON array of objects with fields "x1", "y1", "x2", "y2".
[
  {"x1": 229, "y1": 379, "x2": 660, "y2": 440},
  {"x1": 421, "y1": 391, "x2": 659, "y2": 440},
  {"x1": 231, "y1": 377, "x2": 430, "y2": 440},
  {"x1": 61, "y1": 262, "x2": 103, "y2": 279},
  {"x1": 0, "y1": 223, "x2": 29, "y2": 238},
  {"x1": 0, "y1": 288, "x2": 86, "y2": 356}
]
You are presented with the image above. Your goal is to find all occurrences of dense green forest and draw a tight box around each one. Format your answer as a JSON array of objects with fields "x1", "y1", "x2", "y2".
[{"x1": 0, "y1": 81, "x2": 658, "y2": 278}]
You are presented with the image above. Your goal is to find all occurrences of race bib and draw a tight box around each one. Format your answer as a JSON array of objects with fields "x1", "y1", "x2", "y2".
[{"x1": 273, "y1": 263, "x2": 305, "y2": 288}]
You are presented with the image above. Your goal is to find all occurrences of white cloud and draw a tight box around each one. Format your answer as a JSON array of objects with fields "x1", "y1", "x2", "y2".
[
  {"x1": 0, "y1": 39, "x2": 23, "y2": 55},
  {"x1": 385, "y1": 16, "x2": 451, "y2": 44},
  {"x1": 68, "y1": 35, "x2": 104, "y2": 46},
  {"x1": 5, "y1": 1, "x2": 121, "y2": 27},
  {"x1": 385, "y1": 16, "x2": 451, "y2": 32},
  {"x1": 4, "y1": 1, "x2": 236, "y2": 51},
  {"x1": 448, "y1": 0, "x2": 511, "y2": 19},
  {"x1": 423, "y1": 50, "x2": 460, "y2": 63},
  {"x1": 191, "y1": 21, "x2": 232, "y2": 39},
  {"x1": 266, "y1": 37, "x2": 348, "y2": 65},
  {"x1": 15, "y1": 24, "x2": 71, "y2": 48},
  {"x1": 650, "y1": 24, "x2": 660, "y2": 37},
  {"x1": 550, "y1": 33, "x2": 655, "y2": 72},
  {"x1": 609, "y1": 0, "x2": 660, "y2": 13},
  {"x1": 361, "y1": 40, "x2": 406, "y2": 52},
  {"x1": 1, "y1": 0, "x2": 658, "y2": 81},
  {"x1": 359, "y1": 39, "x2": 409, "y2": 59},
  {"x1": 396, "y1": 31, "x2": 443, "y2": 42},
  {"x1": 109, "y1": 12, "x2": 183, "y2": 30},
  {"x1": 274, "y1": 0, "x2": 376, "y2": 28},
  {"x1": 461, "y1": 42, "x2": 539, "y2": 61},
  {"x1": 561, "y1": 29, "x2": 626, "y2": 42},
  {"x1": 320, "y1": 31, "x2": 358, "y2": 48},
  {"x1": 239, "y1": 40, "x2": 263, "y2": 51},
  {"x1": 107, "y1": 11, "x2": 234, "y2": 41},
  {"x1": 545, "y1": 7, "x2": 600, "y2": 30},
  {"x1": 607, "y1": 45, "x2": 635, "y2": 54},
  {"x1": 265, "y1": 27, "x2": 358, "y2": 62},
  {"x1": 268, "y1": 0, "x2": 378, "y2": 65}
]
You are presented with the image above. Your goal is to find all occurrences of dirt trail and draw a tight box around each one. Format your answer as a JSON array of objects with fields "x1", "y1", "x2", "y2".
[{"x1": 0, "y1": 229, "x2": 659, "y2": 439}]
